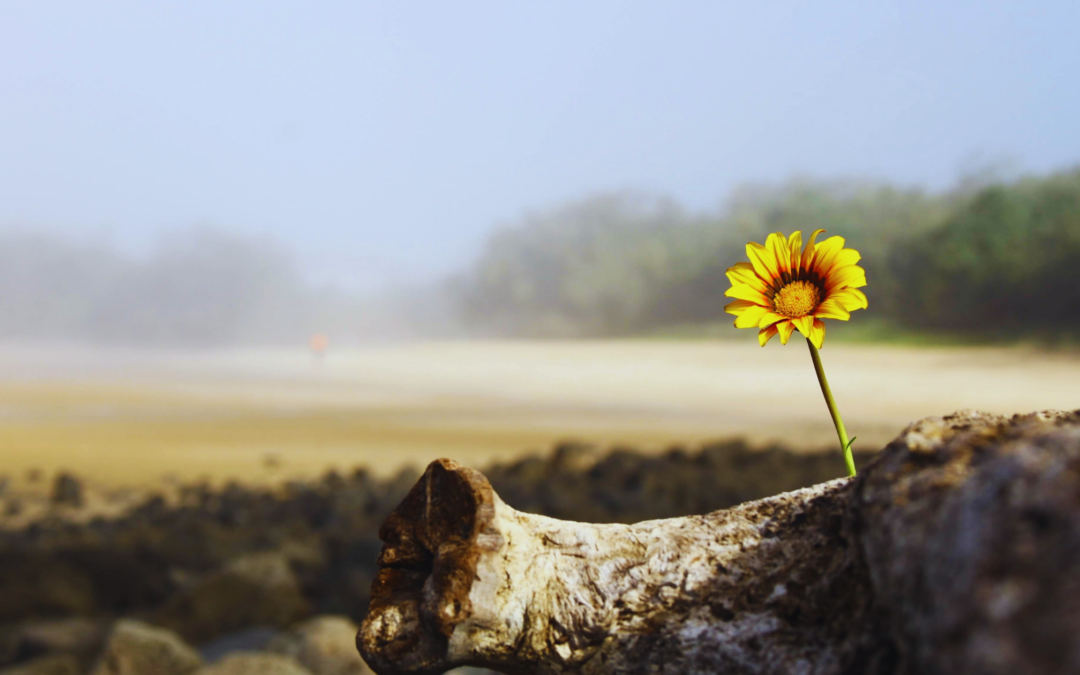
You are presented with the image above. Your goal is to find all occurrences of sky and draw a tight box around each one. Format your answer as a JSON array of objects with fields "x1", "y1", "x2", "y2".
[{"x1": 1, "y1": 1, "x2": 1078, "y2": 290}]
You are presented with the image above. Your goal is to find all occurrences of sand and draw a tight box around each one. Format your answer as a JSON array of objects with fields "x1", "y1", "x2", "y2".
[{"x1": 0, "y1": 340, "x2": 1077, "y2": 487}]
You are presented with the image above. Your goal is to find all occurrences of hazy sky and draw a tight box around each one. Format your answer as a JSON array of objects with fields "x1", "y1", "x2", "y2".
[{"x1": 1, "y1": 1, "x2": 1078, "y2": 289}]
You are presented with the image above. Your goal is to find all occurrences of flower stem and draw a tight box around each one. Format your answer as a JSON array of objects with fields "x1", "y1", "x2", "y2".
[{"x1": 807, "y1": 339, "x2": 857, "y2": 477}]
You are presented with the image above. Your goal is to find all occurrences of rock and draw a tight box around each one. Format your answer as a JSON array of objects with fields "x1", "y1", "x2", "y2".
[
  {"x1": 192, "y1": 653, "x2": 312, "y2": 675},
  {"x1": 14, "y1": 618, "x2": 107, "y2": 656},
  {"x1": 0, "y1": 557, "x2": 98, "y2": 620},
  {"x1": 483, "y1": 437, "x2": 877, "y2": 523},
  {"x1": 853, "y1": 409, "x2": 1080, "y2": 675},
  {"x1": 0, "y1": 654, "x2": 80, "y2": 675},
  {"x1": 2, "y1": 499, "x2": 20, "y2": 517},
  {"x1": 0, "y1": 434, "x2": 882, "y2": 636},
  {"x1": 321, "y1": 471, "x2": 346, "y2": 493},
  {"x1": 548, "y1": 441, "x2": 600, "y2": 472},
  {"x1": 198, "y1": 628, "x2": 279, "y2": 664},
  {"x1": 50, "y1": 474, "x2": 83, "y2": 508},
  {"x1": 267, "y1": 616, "x2": 371, "y2": 675},
  {"x1": 153, "y1": 552, "x2": 310, "y2": 644},
  {"x1": 88, "y1": 620, "x2": 202, "y2": 675},
  {"x1": 0, "y1": 618, "x2": 109, "y2": 670}
]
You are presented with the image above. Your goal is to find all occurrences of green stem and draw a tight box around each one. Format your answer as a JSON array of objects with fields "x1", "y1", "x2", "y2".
[{"x1": 807, "y1": 339, "x2": 857, "y2": 477}]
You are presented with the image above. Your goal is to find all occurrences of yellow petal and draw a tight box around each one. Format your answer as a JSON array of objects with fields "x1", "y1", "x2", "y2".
[
  {"x1": 758, "y1": 324, "x2": 779, "y2": 347},
  {"x1": 813, "y1": 299, "x2": 851, "y2": 321},
  {"x1": 766, "y1": 232, "x2": 792, "y2": 281},
  {"x1": 830, "y1": 287, "x2": 869, "y2": 311},
  {"x1": 758, "y1": 312, "x2": 788, "y2": 329},
  {"x1": 788, "y1": 230, "x2": 803, "y2": 275},
  {"x1": 825, "y1": 265, "x2": 867, "y2": 291},
  {"x1": 725, "y1": 284, "x2": 772, "y2": 305},
  {"x1": 724, "y1": 299, "x2": 762, "y2": 316},
  {"x1": 777, "y1": 320, "x2": 795, "y2": 345},
  {"x1": 792, "y1": 315, "x2": 814, "y2": 338},
  {"x1": 801, "y1": 229, "x2": 826, "y2": 271},
  {"x1": 809, "y1": 319, "x2": 826, "y2": 349},
  {"x1": 822, "y1": 248, "x2": 861, "y2": 276},
  {"x1": 734, "y1": 305, "x2": 770, "y2": 328},
  {"x1": 725, "y1": 262, "x2": 773, "y2": 294},
  {"x1": 811, "y1": 236, "x2": 846, "y2": 276},
  {"x1": 746, "y1": 241, "x2": 781, "y2": 284}
]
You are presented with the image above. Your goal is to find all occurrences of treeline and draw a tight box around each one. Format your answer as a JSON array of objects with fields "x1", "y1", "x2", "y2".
[
  {"x1": 6, "y1": 166, "x2": 1078, "y2": 346},
  {"x1": 456, "y1": 167, "x2": 1080, "y2": 340},
  {"x1": 0, "y1": 228, "x2": 454, "y2": 346}
]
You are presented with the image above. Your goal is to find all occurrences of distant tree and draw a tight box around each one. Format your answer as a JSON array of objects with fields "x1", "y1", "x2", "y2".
[
  {"x1": 456, "y1": 180, "x2": 949, "y2": 336},
  {"x1": 896, "y1": 168, "x2": 1080, "y2": 335},
  {"x1": 86, "y1": 228, "x2": 308, "y2": 345},
  {"x1": 457, "y1": 192, "x2": 715, "y2": 336},
  {"x1": 0, "y1": 232, "x2": 128, "y2": 339}
]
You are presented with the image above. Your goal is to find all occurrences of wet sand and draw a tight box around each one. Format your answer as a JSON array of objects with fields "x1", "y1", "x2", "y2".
[{"x1": 0, "y1": 340, "x2": 1077, "y2": 487}]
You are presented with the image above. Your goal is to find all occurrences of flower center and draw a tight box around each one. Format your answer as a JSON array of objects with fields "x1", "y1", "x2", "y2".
[{"x1": 773, "y1": 280, "x2": 821, "y2": 318}]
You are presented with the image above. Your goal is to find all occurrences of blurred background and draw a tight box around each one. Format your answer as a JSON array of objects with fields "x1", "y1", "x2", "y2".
[{"x1": 1, "y1": 2, "x2": 1079, "y2": 673}]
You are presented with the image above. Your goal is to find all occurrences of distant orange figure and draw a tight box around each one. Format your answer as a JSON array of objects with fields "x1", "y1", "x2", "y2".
[{"x1": 310, "y1": 333, "x2": 329, "y2": 359}]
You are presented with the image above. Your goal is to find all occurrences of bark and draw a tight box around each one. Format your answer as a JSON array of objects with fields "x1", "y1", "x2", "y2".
[
  {"x1": 357, "y1": 461, "x2": 886, "y2": 675},
  {"x1": 852, "y1": 409, "x2": 1080, "y2": 675}
]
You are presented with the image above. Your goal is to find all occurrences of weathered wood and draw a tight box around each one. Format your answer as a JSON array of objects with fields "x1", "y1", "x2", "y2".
[
  {"x1": 360, "y1": 410, "x2": 1080, "y2": 675},
  {"x1": 358, "y1": 460, "x2": 885, "y2": 675},
  {"x1": 852, "y1": 409, "x2": 1080, "y2": 675}
]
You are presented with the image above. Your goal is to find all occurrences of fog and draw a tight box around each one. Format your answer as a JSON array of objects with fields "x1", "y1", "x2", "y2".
[
  {"x1": 0, "y1": 1, "x2": 1077, "y2": 469},
  {"x1": 3, "y1": 2, "x2": 1079, "y2": 301},
  {"x1": 0, "y1": 227, "x2": 461, "y2": 346},
  {"x1": 4, "y1": 161, "x2": 1080, "y2": 347}
]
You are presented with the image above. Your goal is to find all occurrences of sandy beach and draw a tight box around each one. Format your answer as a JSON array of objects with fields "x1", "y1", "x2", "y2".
[{"x1": 0, "y1": 340, "x2": 1077, "y2": 487}]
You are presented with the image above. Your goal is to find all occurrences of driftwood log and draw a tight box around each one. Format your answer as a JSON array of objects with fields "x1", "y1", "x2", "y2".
[{"x1": 359, "y1": 410, "x2": 1080, "y2": 675}]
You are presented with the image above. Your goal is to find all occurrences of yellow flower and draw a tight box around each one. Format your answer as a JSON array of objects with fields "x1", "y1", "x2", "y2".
[{"x1": 724, "y1": 229, "x2": 868, "y2": 348}]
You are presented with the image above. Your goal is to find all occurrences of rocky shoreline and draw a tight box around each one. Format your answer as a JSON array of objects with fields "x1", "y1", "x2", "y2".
[{"x1": 0, "y1": 438, "x2": 870, "y2": 674}]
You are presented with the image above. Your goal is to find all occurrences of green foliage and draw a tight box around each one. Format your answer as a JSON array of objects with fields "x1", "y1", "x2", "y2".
[
  {"x1": 457, "y1": 193, "x2": 723, "y2": 336},
  {"x1": 457, "y1": 167, "x2": 1080, "y2": 341},
  {"x1": 895, "y1": 170, "x2": 1080, "y2": 336}
]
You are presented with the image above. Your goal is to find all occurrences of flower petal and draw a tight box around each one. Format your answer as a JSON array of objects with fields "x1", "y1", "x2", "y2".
[
  {"x1": 734, "y1": 305, "x2": 770, "y2": 328},
  {"x1": 758, "y1": 312, "x2": 788, "y2": 329},
  {"x1": 829, "y1": 287, "x2": 869, "y2": 311},
  {"x1": 792, "y1": 315, "x2": 814, "y2": 338},
  {"x1": 809, "y1": 319, "x2": 826, "y2": 349},
  {"x1": 801, "y1": 229, "x2": 826, "y2": 271},
  {"x1": 825, "y1": 265, "x2": 867, "y2": 291},
  {"x1": 821, "y1": 248, "x2": 861, "y2": 276},
  {"x1": 725, "y1": 284, "x2": 772, "y2": 305},
  {"x1": 758, "y1": 324, "x2": 779, "y2": 347},
  {"x1": 726, "y1": 262, "x2": 773, "y2": 295},
  {"x1": 777, "y1": 320, "x2": 795, "y2": 345},
  {"x1": 766, "y1": 232, "x2": 792, "y2": 281},
  {"x1": 724, "y1": 299, "x2": 761, "y2": 316},
  {"x1": 811, "y1": 236, "x2": 846, "y2": 276},
  {"x1": 813, "y1": 299, "x2": 851, "y2": 321},
  {"x1": 788, "y1": 230, "x2": 803, "y2": 276},
  {"x1": 747, "y1": 241, "x2": 781, "y2": 285}
]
